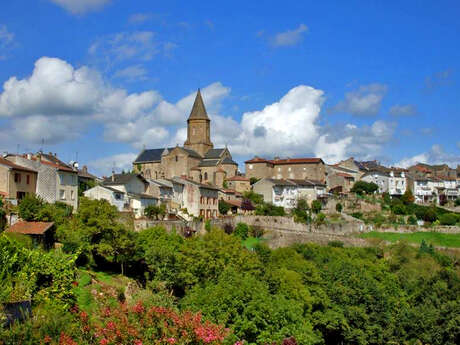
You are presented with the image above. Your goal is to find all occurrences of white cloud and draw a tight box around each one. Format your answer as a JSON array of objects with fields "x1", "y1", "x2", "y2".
[
  {"x1": 88, "y1": 152, "x2": 137, "y2": 176},
  {"x1": 389, "y1": 104, "x2": 417, "y2": 116},
  {"x1": 113, "y1": 65, "x2": 148, "y2": 82},
  {"x1": 397, "y1": 144, "x2": 460, "y2": 168},
  {"x1": 271, "y1": 24, "x2": 308, "y2": 47},
  {"x1": 329, "y1": 83, "x2": 387, "y2": 116},
  {"x1": 49, "y1": 0, "x2": 111, "y2": 15},
  {"x1": 128, "y1": 13, "x2": 151, "y2": 24}
]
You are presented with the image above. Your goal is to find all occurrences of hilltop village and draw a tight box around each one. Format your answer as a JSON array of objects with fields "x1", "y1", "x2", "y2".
[{"x1": 0, "y1": 89, "x2": 459, "y2": 223}]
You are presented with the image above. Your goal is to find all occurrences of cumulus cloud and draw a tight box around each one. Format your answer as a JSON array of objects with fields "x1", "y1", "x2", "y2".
[
  {"x1": 397, "y1": 144, "x2": 460, "y2": 168},
  {"x1": 88, "y1": 152, "x2": 137, "y2": 176},
  {"x1": 49, "y1": 0, "x2": 111, "y2": 15},
  {"x1": 329, "y1": 83, "x2": 387, "y2": 116},
  {"x1": 271, "y1": 24, "x2": 308, "y2": 47},
  {"x1": 389, "y1": 104, "x2": 417, "y2": 116}
]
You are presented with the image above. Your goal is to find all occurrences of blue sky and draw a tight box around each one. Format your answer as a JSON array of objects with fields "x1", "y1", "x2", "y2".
[{"x1": 0, "y1": 0, "x2": 459, "y2": 175}]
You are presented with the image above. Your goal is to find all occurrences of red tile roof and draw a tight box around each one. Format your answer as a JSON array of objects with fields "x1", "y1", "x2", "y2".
[
  {"x1": 225, "y1": 199, "x2": 242, "y2": 208},
  {"x1": 245, "y1": 157, "x2": 323, "y2": 165},
  {"x1": 226, "y1": 176, "x2": 250, "y2": 182},
  {"x1": 6, "y1": 221, "x2": 54, "y2": 235},
  {"x1": 0, "y1": 157, "x2": 37, "y2": 173}
]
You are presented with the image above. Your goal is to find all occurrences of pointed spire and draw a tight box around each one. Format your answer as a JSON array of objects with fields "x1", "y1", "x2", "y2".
[{"x1": 188, "y1": 89, "x2": 209, "y2": 120}]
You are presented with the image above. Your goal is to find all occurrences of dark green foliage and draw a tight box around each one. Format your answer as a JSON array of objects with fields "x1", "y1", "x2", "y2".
[
  {"x1": 18, "y1": 194, "x2": 45, "y2": 221},
  {"x1": 351, "y1": 181, "x2": 379, "y2": 195},
  {"x1": 292, "y1": 199, "x2": 311, "y2": 224},
  {"x1": 335, "y1": 202, "x2": 343, "y2": 213},
  {"x1": 439, "y1": 213, "x2": 458, "y2": 226},
  {"x1": 455, "y1": 198, "x2": 460, "y2": 206},
  {"x1": 218, "y1": 199, "x2": 231, "y2": 215},
  {"x1": 315, "y1": 212, "x2": 326, "y2": 225},
  {"x1": 401, "y1": 189, "x2": 415, "y2": 205},
  {"x1": 391, "y1": 203, "x2": 406, "y2": 215},
  {"x1": 407, "y1": 215, "x2": 417, "y2": 225},
  {"x1": 328, "y1": 240, "x2": 344, "y2": 248},
  {"x1": 144, "y1": 204, "x2": 166, "y2": 219},
  {"x1": 423, "y1": 207, "x2": 438, "y2": 222},
  {"x1": 382, "y1": 192, "x2": 391, "y2": 204},
  {"x1": 205, "y1": 219, "x2": 211, "y2": 232},
  {"x1": 351, "y1": 212, "x2": 363, "y2": 219},
  {"x1": 78, "y1": 179, "x2": 96, "y2": 196},
  {"x1": 311, "y1": 200, "x2": 322, "y2": 214},
  {"x1": 243, "y1": 191, "x2": 264, "y2": 205},
  {"x1": 234, "y1": 222, "x2": 249, "y2": 240},
  {"x1": 255, "y1": 202, "x2": 285, "y2": 216},
  {"x1": 250, "y1": 177, "x2": 260, "y2": 185}
]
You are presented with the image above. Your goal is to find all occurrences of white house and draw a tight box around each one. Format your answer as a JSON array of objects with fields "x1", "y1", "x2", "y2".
[
  {"x1": 407, "y1": 175, "x2": 435, "y2": 204},
  {"x1": 84, "y1": 185, "x2": 127, "y2": 211},
  {"x1": 361, "y1": 170, "x2": 406, "y2": 196},
  {"x1": 252, "y1": 178, "x2": 326, "y2": 209}
]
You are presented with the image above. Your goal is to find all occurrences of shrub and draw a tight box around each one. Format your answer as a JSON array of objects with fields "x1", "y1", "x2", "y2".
[
  {"x1": 234, "y1": 222, "x2": 249, "y2": 240},
  {"x1": 250, "y1": 225, "x2": 264, "y2": 238},
  {"x1": 335, "y1": 203, "x2": 343, "y2": 213},
  {"x1": 205, "y1": 219, "x2": 212, "y2": 232},
  {"x1": 382, "y1": 192, "x2": 391, "y2": 204},
  {"x1": 242, "y1": 191, "x2": 264, "y2": 205},
  {"x1": 255, "y1": 203, "x2": 285, "y2": 216},
  {"x1": 328, "y1": 240, "x2": 344, "y2": 248},
  {"x1": 18, "y1": 194, "x2": 45, "y2": 221},
  {"x1": 144, "y1": 204, "x2": 166, "y2": 220},
  {"x1": 241, "y1": 198, "x2": 255, "y2": 211},
  {"x1": 391, "y1": 204, "x2": 406, "y2": 215},
  {"x1": 407, "y1": 215, "x2": 417, "y2": 225},
  {"x1": 439, "y1": 213, "x2": 457, "y2": 226},
  {"x1": 218, "y1": 200, "x2": 231, "y2": 215},
  {"x1": 311, "y1": 200, "x2": 322, "y2": 214},
  {"x1": 315, "y1": 212, "x2": 326, "y2": 225},
  {"x1": 351, "y1": 181, "x2": 378, "y2": 195},
  {"x1": 223, "y1": 223, "x2": 234, "y2": 234},
  {"x1": 351, "y1": 212, "x2": 363, "y2": 220},
  {"x1": 250, "y1": 177, "x2": 260, "y2": 185},
  {"x1": 455, "y1": 198, "x2": 460, "y2": 206},
  {"x1": 401, "y1": 189, "x2": 415, "y2": 205},
  {"x1": 423, "y1": 208, "x2": 437, "y2": 222}
]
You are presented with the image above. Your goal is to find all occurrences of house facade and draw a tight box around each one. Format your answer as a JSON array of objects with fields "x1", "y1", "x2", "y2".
[
  {"x1": 5, "y1": 154, "x2": 78, "y2": 209},
  {"x1": 361, "y1": 170, "x2": 407, "y2": 196},
  {"x1": 253, "y1": 178, "x2": 326, "y2": 209},
  {"x1": 226, "y1": 176, "x2": 251, "y2": 193},
  {"x1": 0, "y1": 157, "x2": 38, "y2": 203},
  {"x1": 245, "y1": 157, "x2": 326, "y2": 182},
  {"x1": 84, "y1": 185, "x2": 127, "y2": 211}
]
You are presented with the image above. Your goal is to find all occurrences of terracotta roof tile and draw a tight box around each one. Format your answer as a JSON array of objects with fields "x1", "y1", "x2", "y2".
[
  {"x1": 226, "y1": 176, "x2": 249, "y2": 182},
  {"x1": 7, "y1": 221, "x2": 54, "y2": 235}
]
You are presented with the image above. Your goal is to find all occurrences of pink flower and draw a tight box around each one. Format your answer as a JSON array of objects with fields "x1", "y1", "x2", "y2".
[
  {"x1": 99, "y1": 338, "x2": 109, "y2": 345},
  {"x1": 134, "y1": 340, "x2": 143, "y2": 345},
  {"x1": 167, "y1": 338, "x2": 176, "y2": 344}
]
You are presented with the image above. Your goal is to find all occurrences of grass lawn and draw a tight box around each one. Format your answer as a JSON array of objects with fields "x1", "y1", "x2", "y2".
[
  {"x1": 359, "y1": 231, "x2": 460, "y2": 248},
  {"x1": 243, "y1": 237, "x2": 261, "y2": 250}
]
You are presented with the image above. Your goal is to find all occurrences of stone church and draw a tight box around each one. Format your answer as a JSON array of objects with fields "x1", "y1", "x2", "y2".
[{"x1": 133, "y1": 89, "x2": 238, "y2": 187}]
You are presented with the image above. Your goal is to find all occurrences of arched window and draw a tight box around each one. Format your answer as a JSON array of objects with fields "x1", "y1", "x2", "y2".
[
  {"x1": 145, "y1": 169, "x2": 151, "y2": 178},
  {"x1": 204, "y1": 172, "x2": 208, "y2": 181}
]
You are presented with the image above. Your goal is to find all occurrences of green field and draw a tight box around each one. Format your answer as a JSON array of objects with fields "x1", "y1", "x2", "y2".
[{"x1": 359, "y1": 231, "x2": 460, "y2": 248}]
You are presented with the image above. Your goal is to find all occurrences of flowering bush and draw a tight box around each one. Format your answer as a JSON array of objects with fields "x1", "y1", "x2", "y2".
[{"x1": 41, "y1": 301, "x2": 232, "y2": 345}]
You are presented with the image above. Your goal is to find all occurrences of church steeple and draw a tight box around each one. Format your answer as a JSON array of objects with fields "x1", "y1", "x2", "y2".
[
  {"x1": 188, "y1": 89, "x2": 209, "y2": 120},
  {"x1": 184, "y1": 89, "x2": 213, "y2": 157}
]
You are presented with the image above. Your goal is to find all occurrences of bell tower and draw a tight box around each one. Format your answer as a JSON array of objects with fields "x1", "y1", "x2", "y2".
[{"x1": 184, "y1": 89, "x2": 214, "y2": 156}]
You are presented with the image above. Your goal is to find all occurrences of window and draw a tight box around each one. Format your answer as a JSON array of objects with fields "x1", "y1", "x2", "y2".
[
  {"x1": 204, "y1": 172, "x2": 208, "y2": 181},
  {"x1": 71, "y1": 190, "x2": 75, "y2": 200},
  {"x1": 175, "y1": 156, "x2": 178, "y2": 162},
  {"x1": 14, "y1": 173, "x2": 21, "y2": 183},
  {"x1": 16, "y1": 191, "x2": 26, "y2": 200},
  {"x1": 60, "y1": 189, "x2": 66, "y2": 200},
  {"x1": 26, "y1": 175, "x2": 30, "y2": 185},
  {"x1": 115, "y1": 193, "x2": 122, "y2": 200},
  {"x1": 249, "y1": 164, "x2": 253, "y2": 169}
]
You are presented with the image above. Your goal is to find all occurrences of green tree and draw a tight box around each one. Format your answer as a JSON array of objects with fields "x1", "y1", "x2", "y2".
[
  {"x1": 335, "y1": 203, "x2": 343, "y2": 213},
  {"x1": 242, "y1": 191, "x2": 264, "y2": 205},
  {"x1": 144, "y1": 204, "x2": 166, "y2": 220},
  {"x1": 439, "y1": 213, "x2": 457, "y2": 225},
  {"x1": 455, "y1": 198, "x2": 460, "y2": 206},
  {"x1": 351, "y1": 181, "x2": 379, "y2": 195},
  {"x1": 218, "y1": 200, "x2": 231, "y2": 215},
  {"x1": 311, "y1": 200, "x2": 322, "y2": 214},
  {"x1": 234, "y1": 222, "x2": 249, "y2": 240},
  {"x1": 18, "y1": 194, "x2": 45, "y2": 221},
  {"x1": 401, "y1": 189, "x2": 415, "y2": 205}
]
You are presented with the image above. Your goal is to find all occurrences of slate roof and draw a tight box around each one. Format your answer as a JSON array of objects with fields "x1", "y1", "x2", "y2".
[
  {"x1": 134, "y1": 148, "x2": 173, "y2": 163},
  {"x1": 7, "y1": 221, "x2": 54, "y2": 235},
  {"x1": 103, "y1": 173, "x2": 147, "y2": 186},
  {"x1": 188, "y1": 89, "x2": 209, "y2": 120},
  {"x1": 181, "y1": 147, "x2": 202, "y2": 159},
  {"x1": 221, "y1": 157, "x2": 238, "y2": 165},
  {"x1": 198, "y1": 159, "x2": 220, "y2": 167},
  {"x1": 204, "y1": 148, "x2": 226, "y2": 159}
]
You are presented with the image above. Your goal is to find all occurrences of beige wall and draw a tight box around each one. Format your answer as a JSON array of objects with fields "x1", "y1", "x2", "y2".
[
  {"x1": 56, "y1": 171, "x2": 78, "y2": 209},
  {"x1": 184, "y1": 118, "x2": 213, "y2": 157},
  {"x1": 0, "y1": 166, "x2": 37, "y2": 199},
  {"x1": 162, "y1": 148, "x2": 201, "y2": 179},
  {"x1": 135, "y1": 161, "x2": 163, "y2": 179},
  {"x1": 0, "y1": 165, "x2": 8, "y2": 195},
  {"x1": 227, "y1": 180, "x2": 251, "y2": 193},
  {"x1": 198, "y1": 187, "x2": 219, "y2": 219},
  {"x1": 272, "y1": 163, "x2": 325, "y2": 181},
  {"x1": 220, "y1": 163, "x2": 237, "y2": 178},
  {"x1": 245, "y1": 162, "x2": 273, "y2": 179}
]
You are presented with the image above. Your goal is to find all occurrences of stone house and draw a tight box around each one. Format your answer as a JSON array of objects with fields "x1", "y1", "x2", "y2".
[
  {"x1": 409, "y1": 163, "x2": 457, "y2": 179},
  {"x1": 170, "y1": 177, "x2": 219, "y2": 219},
  {"x1": 326, "y1": 164, "x2": 358, "y2": 193},
  {"x1": 253, "y1": 178, "x2": 326, "y2": 209},
  {"x1": 133, "y1": 90, "x2": 238, "y2": 188},
  {"x1": 407, "y1": 175, "x2": 435, "y2": 204},
  {"x1": 225, "y1": 176, "x2": 251, "y2": 193},
  {"x1": 146, "y1": 179, "x2": 174, "y2": 204},
  {"x1": 0, "y1": 157, "x2": 38, "y2": 203},
  {"x1": 245, "y1": 157, "x2": 326, "y2": 183},
  {"x1": 6, "y1": 154, "x2": 78, "y2": 210}
]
